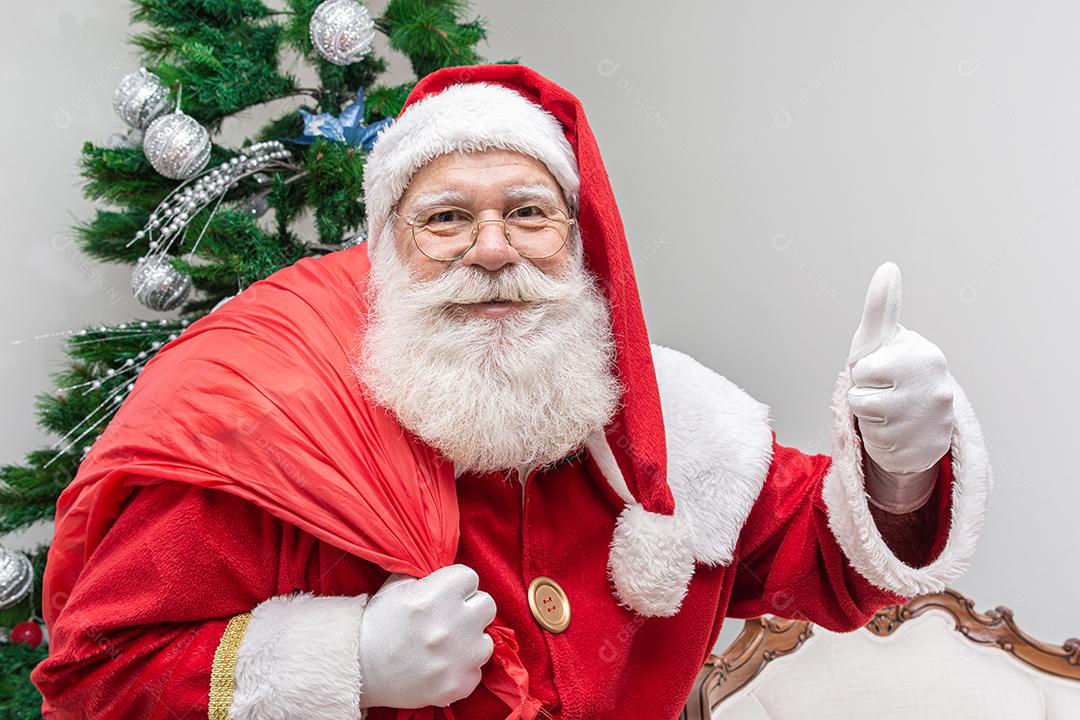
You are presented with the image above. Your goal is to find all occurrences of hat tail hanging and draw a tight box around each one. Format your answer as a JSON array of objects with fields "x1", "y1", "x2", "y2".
[{"x1": 586, "y1": 431, "x2": 694, "y2": 618}]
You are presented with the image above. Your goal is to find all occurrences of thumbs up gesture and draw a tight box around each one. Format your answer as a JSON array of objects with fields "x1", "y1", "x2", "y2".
[{"x1": 847, "y1": 262, "x2": 954, "y2": 478}]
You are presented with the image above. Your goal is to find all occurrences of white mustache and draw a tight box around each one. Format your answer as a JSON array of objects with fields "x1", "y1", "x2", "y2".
[
  {"x1": 407, "y1": 262, "x2": 583, "y2": 309},
  {"x1": 357, "y1": 235, "x2": 621, "y2": 474}
]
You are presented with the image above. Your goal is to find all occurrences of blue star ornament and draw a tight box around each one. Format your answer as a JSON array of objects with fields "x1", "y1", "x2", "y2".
[{"x1": 288, "y1": 88, "x2": 392, "y2": 150}]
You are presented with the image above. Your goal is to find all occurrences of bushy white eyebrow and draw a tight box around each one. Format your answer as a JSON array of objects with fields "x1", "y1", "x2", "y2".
[
  {"x1": 404, "y1": 189, "x2": 469, "y2": 210},
  {"x1": 502, "y1": 183, "x2": 561, "y2": 206}
]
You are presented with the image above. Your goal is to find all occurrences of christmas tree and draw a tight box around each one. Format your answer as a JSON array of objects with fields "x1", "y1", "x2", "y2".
[{"x1": 0, "y1": 1, "x2": 500, "y2": 715}]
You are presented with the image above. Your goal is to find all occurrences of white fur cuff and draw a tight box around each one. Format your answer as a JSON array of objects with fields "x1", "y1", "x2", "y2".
[
  {"x1": 231, "y1": 592, "x2": 369, "y2": 720},
  {"x1": 822, "y1": 369, "x2": 992, "y2": 598}
]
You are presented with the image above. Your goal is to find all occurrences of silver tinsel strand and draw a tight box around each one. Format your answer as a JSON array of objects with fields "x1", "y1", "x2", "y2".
[
  {"x1": 310, "y1": 0, "x2": 376, "y2": 66},
  {"x1": 341, "y1": 227, "x2": 368, "y2": 248},
  {"x1": 40, "y1": 319, "x2": 190, "y2": 469},
  {"x1": 130, "y1": 141, "x2": 292, "y2": 256}
]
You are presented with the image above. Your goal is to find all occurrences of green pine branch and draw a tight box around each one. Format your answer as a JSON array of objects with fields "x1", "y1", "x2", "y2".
[
  {"x1": 365, "y1": 82, "x2": 415, "y2": 121},
  {"x1": 171, "y1": 209, "x2": 308, "y2": 299},
  {"x1": 146, "y1": 24, "x2": 300, "y2": 127},
  {"x1": 380, "y1": 0, "x2": 488, "y2": 77},
  {"x1": 131, "y1": 0, "x2": 274, "y2": 31},
  {"x1": 79, "y1": 144, "x2": 172, "y2": 211},
  {"x1": 304, "y1": 139, "x2": 368, "y2": 244}
]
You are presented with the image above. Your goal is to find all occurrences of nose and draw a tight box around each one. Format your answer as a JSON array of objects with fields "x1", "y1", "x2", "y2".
[{"x1": 460, "y1": 214, "x2": 520, "y2": 272}]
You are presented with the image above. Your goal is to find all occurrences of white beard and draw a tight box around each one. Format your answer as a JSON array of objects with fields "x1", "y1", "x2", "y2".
[{"x1": 353, "y1": 227, "x2": 622, "y2": 476}]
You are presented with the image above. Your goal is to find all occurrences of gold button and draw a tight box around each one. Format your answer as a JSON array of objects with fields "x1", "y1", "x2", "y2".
[{"x1": 528, "y1": 576, "x2": 570, "y2": 633}]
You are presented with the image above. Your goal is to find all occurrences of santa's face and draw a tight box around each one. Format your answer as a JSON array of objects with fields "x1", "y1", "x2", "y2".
[
  {"x1": 354, "y1": 149, "x2": 621, "y2": 476},
  {"x1": 393, "y1": 148, "x2": 574, "y2": 287}
]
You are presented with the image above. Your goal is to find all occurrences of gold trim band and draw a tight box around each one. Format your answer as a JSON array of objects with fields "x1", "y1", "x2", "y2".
[{"x1": 209, "y1": 611, "x2": 253, "y2": 720}]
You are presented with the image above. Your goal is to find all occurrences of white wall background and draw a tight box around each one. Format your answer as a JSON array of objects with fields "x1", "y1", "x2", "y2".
[{"x1": 2, "y1": 0, "x2": 1076, "y2": 649}]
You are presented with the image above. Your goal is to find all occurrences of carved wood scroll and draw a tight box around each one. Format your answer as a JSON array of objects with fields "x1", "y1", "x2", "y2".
[{"x1": 681, "y1": 588, "x2": 1080, "y2": 720}]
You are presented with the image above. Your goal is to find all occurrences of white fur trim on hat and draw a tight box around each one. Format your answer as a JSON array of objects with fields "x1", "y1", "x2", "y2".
[
  {"x1": 362, "y1": 82, "x2": 580, "y2": 246},
  {"x1": 588, "y1": 344, "x2": 774, "y2": 617},
  {"x1": 822, "y1": 368, "x2": 992, "y2": 598}
]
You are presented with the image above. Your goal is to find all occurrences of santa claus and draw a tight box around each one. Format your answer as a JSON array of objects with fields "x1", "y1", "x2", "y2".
[{"x1": 31, "y1": 64, "x2": 990, "y2": 720}]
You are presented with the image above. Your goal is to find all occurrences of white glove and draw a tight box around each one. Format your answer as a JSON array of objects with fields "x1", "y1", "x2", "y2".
[
  {"x1": 358, "y1": 564, "x2": 497, "y2": 709},
  {"x1": 846, "y1": 263, "x2": 954, "y2": 509}
]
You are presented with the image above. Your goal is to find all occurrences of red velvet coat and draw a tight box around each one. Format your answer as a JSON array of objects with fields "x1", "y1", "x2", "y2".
[
  {"x1": 29, "y1": 247, "x2": 993, "y2": 719},
  {"x1": 30, "y1": 428, "x2": 960, "y2": 719}
]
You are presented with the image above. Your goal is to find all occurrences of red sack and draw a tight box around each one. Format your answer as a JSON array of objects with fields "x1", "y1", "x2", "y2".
[{"x1": 42, "y1": 245, "x2": 539, "y2": 719}]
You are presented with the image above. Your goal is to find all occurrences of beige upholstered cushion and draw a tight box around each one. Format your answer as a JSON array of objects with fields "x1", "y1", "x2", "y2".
[{"x1": 715, "y1": 611, "x2": 1080, "y2": 720}]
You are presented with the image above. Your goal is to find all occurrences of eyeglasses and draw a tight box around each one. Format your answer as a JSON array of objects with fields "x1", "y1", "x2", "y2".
[{"x1": 401, "y1": 203, "x2": 576, "y2": 262}]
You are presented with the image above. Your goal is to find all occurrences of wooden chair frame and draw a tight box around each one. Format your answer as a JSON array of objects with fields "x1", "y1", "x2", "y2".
[{"x1": 681, "y1": 588, "x2": 1080, "y2": 720}]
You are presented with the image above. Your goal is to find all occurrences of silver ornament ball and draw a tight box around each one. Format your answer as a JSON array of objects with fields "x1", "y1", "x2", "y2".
[
  {"x1": 113, "y1": 68, "x2": 174, "y2": 130},
  {"x1": 0, "y1": 547, "x2": 33, "y2": 610},
  {"x1": 106, "y1": 128, "x2": 144, "y2": 150},
  {"x1": 132, "y1": 255, "x2": 193, "y2": 312},
  {"x1": 310, "y1": 0, "x2": 376, "y2": 66},
  {"x1": 143, "y1": 112, "x2": 212, "y2": 180}
]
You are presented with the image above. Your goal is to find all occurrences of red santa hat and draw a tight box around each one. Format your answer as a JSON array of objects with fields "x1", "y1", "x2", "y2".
[{"x1": 362, "y1": 64, "x2": 694, "y2": 617}]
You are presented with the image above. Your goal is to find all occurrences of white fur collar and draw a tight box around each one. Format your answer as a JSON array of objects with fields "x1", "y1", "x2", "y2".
[
  {"x1": 590, "y1": 344, "x2": 774, "y2": 616},
  {"x1": 653, "y1": 344, "x2": 775, "y2": 565}
]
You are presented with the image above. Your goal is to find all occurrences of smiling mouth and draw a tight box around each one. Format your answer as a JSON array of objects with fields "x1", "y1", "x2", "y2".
[{"x1": 452, "y1": 299, "x2": 528, "y2": 318}]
